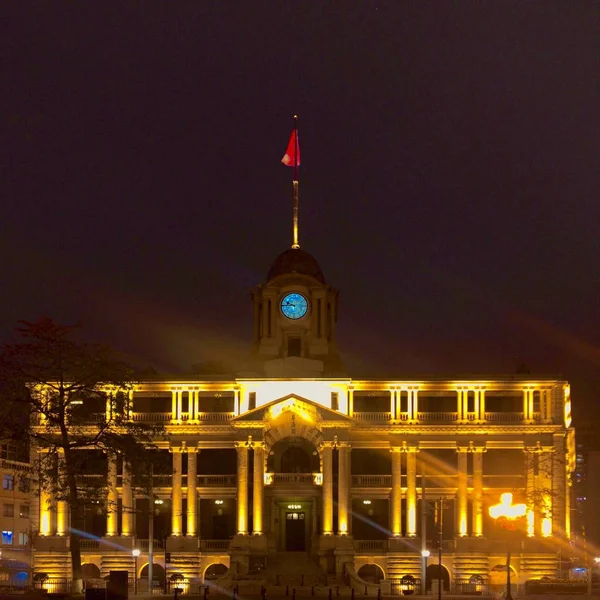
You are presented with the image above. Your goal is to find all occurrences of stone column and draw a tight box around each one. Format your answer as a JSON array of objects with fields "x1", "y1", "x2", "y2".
[
  {"x1": 122, "y1": 460, "x2": 133, "y2": 536},
  {"x1": 525, "y1": 448, "x2": 536, "y2": 536},
  {"x1": 553, "y1": 433, "x2": 567, "y2": 537},
  {"x1": 56, "y1": 450, "x2": 68, "y2": 536},
  {"x1": 390, "y1": 447, "x2": 402, "y2": 537},
  {"x1": 171, "y1": 390, "x2": 177, "y2": 421},
  {"x1": 457, "y1": 448, "x2": 468, "y2": 537},
  {"x1": 337, "y1": 444, "x2": 350, "y2": 535},
  {"x1": 171, "y1": 449, "x2": 183, "y2": 536},
  {"x1": 406, "y1": 448, "x2": 417, "y2": 537},
  {"x1": 236, "y1": 443, "x2": 249, "y2": 534},
  {"x1": 348, "y1": 388, "x2": 354, "y2": 417},
  {"x1": 106, "y1": 452, "x2": 118, "y2": 536},
  {"x1": 39, "y1": 450, "x2": 52, "y2": 536},
  {"x1": 253, "y1": 444, "x2": 265, "y2": 534},
  {"x1": 472, "y1": 448, "x2": 484, "y2": 537},
  {"x1": 457, "y1": 390, "x2": 464, "y2": 421},
  {"x1": 479, "y1": 389, "x2": 486, "y2": 421},
  {"x1": 187, "y1": 449, "x2": 198, "y2": 536},
  {"x1": 390, "y1": 390, "x2": 396, "y2": 420},
  {"x1": 321, "y1": 444, "x2": 334, "y2": 535}
]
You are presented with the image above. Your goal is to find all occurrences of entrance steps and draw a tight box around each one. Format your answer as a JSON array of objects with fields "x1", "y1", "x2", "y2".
[{"x1": 266, "y1": 552, "x2": 328, "y2": 587}]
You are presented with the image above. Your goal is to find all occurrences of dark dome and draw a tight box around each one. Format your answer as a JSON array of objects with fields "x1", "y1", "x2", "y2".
[{"x1": 267, "y1": 248, "x2": 325, "y2": 283}]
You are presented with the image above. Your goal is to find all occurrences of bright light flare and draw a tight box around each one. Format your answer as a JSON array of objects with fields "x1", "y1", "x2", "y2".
[{"x1": 489, "y1": 493, "x2": 527, "y2": 520}]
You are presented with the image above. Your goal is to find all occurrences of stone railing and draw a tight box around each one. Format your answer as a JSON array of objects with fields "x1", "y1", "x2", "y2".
[
  {"x1": 130, "y1": 412, "x2": 234, "y2": 422},
  {"x1": 484, "y1": 412, "x2": 524, "y2": 422},
  {"x1": 199, "y1": 539, "x2": 230, "y2": 551},
  {"x1": 353, "y1": 412, "x2": 392, "y2": 421},
  {"x1": 269, "y1": 473, "x2": 315, "y2": 485},
  {"x1": 355, "y1": 539, "x2": 388, "y2": 552},
  {"x1": 197, "y1": 475, "x2": 237, "y2": 486},
  {"x1": 417, "y1": 412, "x2": 458, "y2": 422},
  {"x1": 352, "y1": 475, "x2": 392, "y2": 487}
]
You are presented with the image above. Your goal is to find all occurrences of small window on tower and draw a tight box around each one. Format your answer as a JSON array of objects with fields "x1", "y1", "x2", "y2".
[
  {"x1": 288, "y1": 336, "x2": 302, "y2": 357},
  {"x1": 331, "y1": 392, "x2": 339, "y2": 411},
  {"x1": 248, "y1": 392, "x2": 256, "y2": 410}
]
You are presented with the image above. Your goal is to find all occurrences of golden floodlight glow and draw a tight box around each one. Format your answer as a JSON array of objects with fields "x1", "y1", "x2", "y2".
[
  {"x1": 541, "y1": 517, "x2": 552, "y2": 537},
  {"x1": 527, "y1": 510, "x2": 535, "y2": 537},
  {"x1": 489, "y1": 493, "x2": 527, "y2": 520},
  {"x1": 564, "y1": 385, "x2": 572, "y2": 428}
]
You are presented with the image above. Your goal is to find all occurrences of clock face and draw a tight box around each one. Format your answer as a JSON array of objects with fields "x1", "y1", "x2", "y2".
[{"x1": 281, "y1": 292, "x2": 308, "y2": 320}]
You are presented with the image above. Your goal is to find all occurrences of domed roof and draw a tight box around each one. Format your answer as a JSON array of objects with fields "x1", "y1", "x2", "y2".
[{"x1": 267, "y1": 248, "x2": 325, "y2": 283}]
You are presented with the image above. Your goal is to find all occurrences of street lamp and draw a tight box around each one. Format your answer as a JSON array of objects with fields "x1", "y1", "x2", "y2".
[
  {"x1": 132, "y1": 549, "x2": 140, "y2": 595},
  {"x1": 421, "y1": 550, "x2": 430, "y2": 594},
  {"x1": 489, "y1": 493, "x2": 527, "y2": 600}
]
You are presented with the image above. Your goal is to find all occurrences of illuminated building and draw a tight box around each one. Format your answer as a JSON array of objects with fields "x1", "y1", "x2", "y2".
[
  {"x1": 0, "y1": 443, "x2": 31, "y2": 585},
  {"x1": 30, "y1": 245, "x2": 575, "y2": 592}
]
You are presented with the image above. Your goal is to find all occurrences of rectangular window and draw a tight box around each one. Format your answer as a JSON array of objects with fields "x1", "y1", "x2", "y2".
[
  {"x1": 19, "y1": 505, "x2": 29, "y2": 518},
  {"x1": 18, "y1": 532, "x2": 28, "y2": 545},
  {"x1": 3, "y1": 504, "x2": 14, "y2": 517},
  {"x1": 288, "y1": 336, "x2": 302, "y2": 357},
  {"x1": 331, "y1": 392, "x2": 339, "y2": 411},
  {"x1": 2, "y1": 475, "x2": 14, "y2": 491},
  {"x1": 1, "y1": 531, "x2": 13, "y2": 545},
  {"x1": 18, "y1": 477, "x2": 30, "y2": 493},
  {"x1": 248, "y1": 392, "x2": 256, "y2": 411}
]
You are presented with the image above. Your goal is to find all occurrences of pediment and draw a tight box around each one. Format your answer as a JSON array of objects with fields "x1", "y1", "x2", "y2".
[{"x1": 230, "y1": 393, "x2": 355, "y2": 427}]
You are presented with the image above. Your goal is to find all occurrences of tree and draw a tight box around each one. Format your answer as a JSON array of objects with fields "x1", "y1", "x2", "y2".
[{"x1": 0, "y1": 318, "x2": 162, "y2": 593}]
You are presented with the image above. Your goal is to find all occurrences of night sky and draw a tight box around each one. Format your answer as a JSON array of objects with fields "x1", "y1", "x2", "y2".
[{"x1": 3, "y1": 3, "x2": 599, "y2": 421}]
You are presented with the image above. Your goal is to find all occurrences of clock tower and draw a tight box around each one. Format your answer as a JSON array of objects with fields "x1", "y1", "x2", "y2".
[{"x1": 251, "y1": 247, "x2": 344, "y2": 377}]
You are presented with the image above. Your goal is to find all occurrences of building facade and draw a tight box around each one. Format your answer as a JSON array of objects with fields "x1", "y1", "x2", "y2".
[
  {"x1": 0, "y1": 443, "x2": 31, "y2": 586},
  {"x1": 30, "y1": 247, "x2": 576, "y2": 592}
]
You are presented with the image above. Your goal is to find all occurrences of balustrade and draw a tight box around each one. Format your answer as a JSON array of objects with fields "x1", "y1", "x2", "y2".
[
  {"x1": 352, "y1": 474, "x2": 392, "y2": 487},
  {"x1": 353, "y1": 412, "x2": 392, "y2": 421},
  {"x1": 355, "y1": 539, "x2": 388, "y2": 552}
]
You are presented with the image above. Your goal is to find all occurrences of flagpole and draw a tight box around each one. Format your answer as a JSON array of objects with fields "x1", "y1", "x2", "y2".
[{"x1": 292, "y1": 114, "x2": 300, "y2": 249}]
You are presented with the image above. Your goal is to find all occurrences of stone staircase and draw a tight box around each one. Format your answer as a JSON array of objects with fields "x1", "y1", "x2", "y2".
[{"x1": 266, "y1": 552, "x2": 328, "y2": 587}]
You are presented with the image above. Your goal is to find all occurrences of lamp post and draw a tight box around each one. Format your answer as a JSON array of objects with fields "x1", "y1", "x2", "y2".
[
  {"x1": 421, "y1": 550, "x2": 430, "y2": 594},
  {"x1": 132, "y1": 549, "x2": 140, "y2": 595},
  {"x1": 489, "y1": 493, "x2": 527, "y2": 600}
]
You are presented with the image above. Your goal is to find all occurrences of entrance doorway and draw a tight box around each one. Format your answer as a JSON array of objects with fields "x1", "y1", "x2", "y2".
[{"x1": 285, "y1": 511, "x2": 306, "y2": 551}]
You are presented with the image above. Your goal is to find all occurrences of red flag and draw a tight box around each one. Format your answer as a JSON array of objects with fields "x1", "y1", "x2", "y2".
[{"x1": 281, "y1": 129, "x2": 300, "y2": 167}]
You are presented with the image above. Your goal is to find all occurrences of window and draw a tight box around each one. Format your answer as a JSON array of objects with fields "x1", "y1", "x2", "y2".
[
  {"x1": 288, "y1": 336, "x2": 301, "y2": 357},
  {"x1": 18, "y1": 477, "x2": 30, "y2": 493},
  {"x1": 248, "y1": 392, "x2": 256, "y2": 411},
  {"x1": 3, "y1": 504, "x2": 14, "y2": 517},
  {"x1": 2, "y1": 531, "x2": 13, "y2": 545},
  {"x1": 331, "y1": 392, "x2": 339, "y2": 411},
  {"x1": 2, "y1": 475, "x2": 14, "y2": 491},
  {"x1": 19, "y1": 505, "x2": 29, "y2": 518},
  {"x1": 18, "y1": 532, "x2": 28, "y2": 545}
]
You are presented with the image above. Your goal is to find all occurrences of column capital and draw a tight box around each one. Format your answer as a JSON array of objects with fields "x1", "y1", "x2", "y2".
[
  {"x1": 169, "y1": 445, "x2": 185, "y2": 453},
  {"x1": 390, "y1": 446, "x2": 403, "y2": 454},
  {"x1": 401, "y1": 442, "x2": 419, "y2": 453}
]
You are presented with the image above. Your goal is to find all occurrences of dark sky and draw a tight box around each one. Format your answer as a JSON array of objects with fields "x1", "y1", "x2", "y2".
[{"x1": 2, "y1": 3, "x2": 599, "y2": 419}]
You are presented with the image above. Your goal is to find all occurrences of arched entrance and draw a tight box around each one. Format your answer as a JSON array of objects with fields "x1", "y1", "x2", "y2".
[
  {"x1": 426, "y1": 564, "x2": 450, "y2": 591},
  {"x1": 204, "y1": 563, "x2": 228, "y2": 581},
  {"x1": 140, "y1": 564, "x2": 165, "y2": 587},
  {"x1": 267, "y1": 437, "x2": 320, "y2": 473},
  {"x1": 81, "y1": 564, "x2": 101, "y2": 580},
  {"x1": 358, "y1": 564, "x2": 384, "y2": 584}
]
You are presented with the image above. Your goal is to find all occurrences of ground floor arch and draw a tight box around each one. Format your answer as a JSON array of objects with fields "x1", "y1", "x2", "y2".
[
  {"x1": 357, "y1": 564, "x2": 385, "y2": 584},
  {"x1": 81, "y1": 563, "x2": 101, "y2": 580},
  {"x1": 426, "y1": 564, "x2": 450, "y2": 591},
  {"x1": 204, "y1": 563, "x2": 228, "y2": 581},
  {"x1": 140, "y1": 563, "x2": 165, "y2": 586}
]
